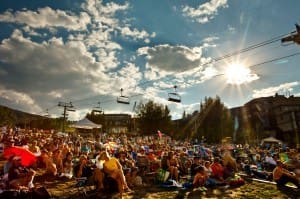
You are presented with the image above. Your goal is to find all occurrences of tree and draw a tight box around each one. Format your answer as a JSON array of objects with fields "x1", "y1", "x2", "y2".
[
  {"x1": 196, "y1": 96, "x2": 234, "y2": 143},
  {"x1": 0, "y1": 107, "x2": 17, "y2": 126},
  {"x1": 135, "y1": 100, "x2": 173, "y2": 135},
  {"x1": 171, "y1": 96, "x2": 234, "y2": 144}
]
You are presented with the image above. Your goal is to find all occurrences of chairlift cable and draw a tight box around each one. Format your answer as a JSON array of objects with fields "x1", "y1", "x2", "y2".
[
  {"x1": 67, "y1": 31, "x2": 291, "y2": 106},
  {"x1": 42, "y1": 51, "x2": 300, "y2": 116},
  {"x1": 40, "y1": 32, "x2": 297, "y2": 115}
]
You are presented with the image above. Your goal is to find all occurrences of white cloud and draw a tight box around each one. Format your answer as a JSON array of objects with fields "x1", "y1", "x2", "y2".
[
  {"x1": 182, "y1": 0, "x2": 228, "y2": 24},
  {"x1": 137, "y1": 44, "x2": 204, "y2": 72},
  {"x1": 0, "y1": 86, "x2": 42, "y2": 113},
  {"x1": 252, "y1": 82, "x2": 299, "y2": 98},
  {"x1": 202, "y1": 36, "x2": 219, "y2": 43},
  {"x1": 119, "y1": 26, "x2": 155, "y2": 42},
  {"x1": 0, "y1": 29, "x2": 115, "y2": 111},
  {"x1": 68, "y1": 108, "x2": 90, "y2": 121},
  {"x1": 22, "y1": 26, "x2": 42, "y2": 37},
  {"x1": 227, "y1": 25, "x2": 236, "y2": 33},
  {"x1": 0, "y1": 7, "x2": 90, "y2": 30}
]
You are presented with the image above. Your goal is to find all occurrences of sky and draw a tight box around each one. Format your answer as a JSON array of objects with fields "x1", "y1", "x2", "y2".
[{"x1": 0, "y1": 0, "x2": 299, "y2": 121}]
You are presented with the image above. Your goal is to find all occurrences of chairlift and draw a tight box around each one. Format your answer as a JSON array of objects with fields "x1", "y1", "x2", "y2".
[
  {"x1": 67, "y1": 102, "x2": 76, "y2": 112},
  {"x1": 43, "y1": 109, "x2": 50, "y2": 117},
  {"x1": 168, "y1": 85, "x2": 181, "y2": 103},
  {"x1": 92, "y1": 102, "x2": 103, "y2": 114},
  {"x1": 281, "y1": 24, "x2": 300, "y2": 45},
  {"x1": 117, "y1": 88, "x2": 130, "y2": 104}
]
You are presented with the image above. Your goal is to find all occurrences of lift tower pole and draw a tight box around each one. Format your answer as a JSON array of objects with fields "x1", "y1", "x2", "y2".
[{"x1": 58, "y1": 102, "x2": 75, "y2": 133}]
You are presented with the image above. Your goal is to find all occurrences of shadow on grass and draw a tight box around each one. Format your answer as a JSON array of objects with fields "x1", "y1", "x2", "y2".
[{"x1": 277, "y1": 185, "x2": 300, "y2": 199}]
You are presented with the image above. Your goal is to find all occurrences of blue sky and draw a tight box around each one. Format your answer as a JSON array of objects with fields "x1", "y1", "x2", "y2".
[{"x1": 0, "y1": 0, "x2": 299, "y2": 120}]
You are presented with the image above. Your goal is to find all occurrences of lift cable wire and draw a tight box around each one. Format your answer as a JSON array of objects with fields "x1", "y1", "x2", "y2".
[{"x1": 41, "y1": 32, "x2": 297, "y2": 115}]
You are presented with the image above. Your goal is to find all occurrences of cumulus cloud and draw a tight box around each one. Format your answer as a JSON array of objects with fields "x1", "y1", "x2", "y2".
[
  {"x1": 182, "y1": 0, "x2": 228, "y2": 24},
  {"x1": 118, "y1": 26, "x2": 156, "y2": 43},
  {"x1": 252, "y1": 82, "x2": 299, "y2": 98},
  {"x1": 109, "y1": 62, "x2": 143, "y2": 94},
  {"x1": 0, "y1": 0, "x2": 158, "y2": 120},
  {"x1": 0, "y1": 7, "x2": 90, "y2": 30},
  {"x1": 81, "y1": 0, "x2": 154, "y2": 43},
  {"x1": 137, "y1": 44, "x2": 204, "y2": 72},
  {"x1": 0, "y1": 86, "x2": 42, "y2": 113},
  {"x1": 0, "y1": 29, "x2": 114, "y2": 111}
]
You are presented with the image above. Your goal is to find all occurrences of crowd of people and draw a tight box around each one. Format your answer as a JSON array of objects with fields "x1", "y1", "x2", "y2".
[{"x1": 0, "y1": 127, "x2": 299, "y2": 198}]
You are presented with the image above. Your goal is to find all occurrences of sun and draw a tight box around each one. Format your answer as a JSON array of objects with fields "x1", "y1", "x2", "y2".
[{"x1": 224, "y1": 63, "x2": 257, "y2": 85}]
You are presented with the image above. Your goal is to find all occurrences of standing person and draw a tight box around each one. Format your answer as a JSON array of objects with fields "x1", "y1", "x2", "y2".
[
  {"x1": 100, "y1": 150, "x2": 131, "y2": 198},
  {"x1": 273, "y1": 160, "x2": 300, "y2": 189}
]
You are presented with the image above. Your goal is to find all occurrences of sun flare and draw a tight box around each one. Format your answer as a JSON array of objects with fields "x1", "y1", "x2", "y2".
[{"x1": 225, "y1": 63, "x2": 258, "y2": 85}]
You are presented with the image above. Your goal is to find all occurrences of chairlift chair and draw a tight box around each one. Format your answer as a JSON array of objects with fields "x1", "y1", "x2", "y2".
[
  {"x1": 281, "y1": 24, "x2": 300, "y2": 45},
  {"x1": 168, "y1": 93, "x2": 181, "y2": 103},
  {"x1": 92, "y1": 102, "x2": 103, "y2": 114},
  {"x1": 117, "y1": 88, "x2": 130, "y2": 104},
  {"x1": 168, "y1": 85, "x2": 181, "y2": 103},
  {"x1": 43, "y1": 109, "x2": 50, "y2": 117}
]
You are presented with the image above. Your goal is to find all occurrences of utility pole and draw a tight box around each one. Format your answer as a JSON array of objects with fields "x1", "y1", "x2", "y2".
[{"x1": 58, "y1": 101, "x2": 75, "y2": 133}]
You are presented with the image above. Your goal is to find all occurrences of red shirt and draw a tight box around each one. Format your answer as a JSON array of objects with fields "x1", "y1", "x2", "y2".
[{"x1": 211, "y1": 163, "x2": 224, "y2": 178}]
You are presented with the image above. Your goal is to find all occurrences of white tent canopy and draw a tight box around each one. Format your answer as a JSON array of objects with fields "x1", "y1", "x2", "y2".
[
  {"x1": 261, "y1": 137, "x2": 282, "y2": 145},
  {"x1": 70, "y1": 117, "x2": 102, "y2": 129}
]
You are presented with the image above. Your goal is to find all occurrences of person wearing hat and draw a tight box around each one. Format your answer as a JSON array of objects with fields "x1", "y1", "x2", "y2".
[{"x1": 273, "y1": 160, "x2": 300, "y2": 189}]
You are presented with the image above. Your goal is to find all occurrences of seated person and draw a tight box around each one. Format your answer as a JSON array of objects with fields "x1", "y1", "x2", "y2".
[
  {"x1": 178, "y1": 152, "x2": 191, "y2": 175},
  {"x1": 191, "y1": 156, "x2": 201, "y2": 179},
  {"x1": 193, "y1": 166, "x2": 208, "y2": 189},
  {"x1": 8, "y1": 156, "x2": 36, "y2": 189},
  {"x1": 136, "y1": 147, "x2": 149, "y2": 174},
  {"x1": 29, "y1": 140, "x2": 41, "y2": 156},
  {"x1": 167, "y1": 151, "x2": 179, "y2": 182},
  {"x1": 60, "y1": 152, "x2": 73, "y2": 179},
  {"x1": 40, "y1": 150, "x2": 57, "y2": 176},
  {"x1": 273, "y1": 160, "x2": 299, "y2": 189},
  {"x1": 74, "y1": 155, "x2": 104, "y2": 190},
  {"x1": 210, "y1": 157, "x2": 225, "y2": 182},
  {"x1": 80, "y1": 142, "x2": 91, "y2": 155},
  {"x1": 118, "y1": 150, "x2": 135, "y2": 170},
  {"x1": 128, "y1": 167, "x2": 143, "y2": 188},
  {"x1": 99, "y1": 150, "x2": 130, "y2": 198},
  {"x1": 204, "y1": 161, "x2": 218, "y2": 187},
  {"x1": 52, "y1": 149, "x2": 63, "y2": 175}
]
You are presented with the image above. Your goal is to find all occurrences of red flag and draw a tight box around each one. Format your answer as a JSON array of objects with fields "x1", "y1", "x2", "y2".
[{"x1": 3, "y1": 146, "x2": 37, "y2": 167}]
